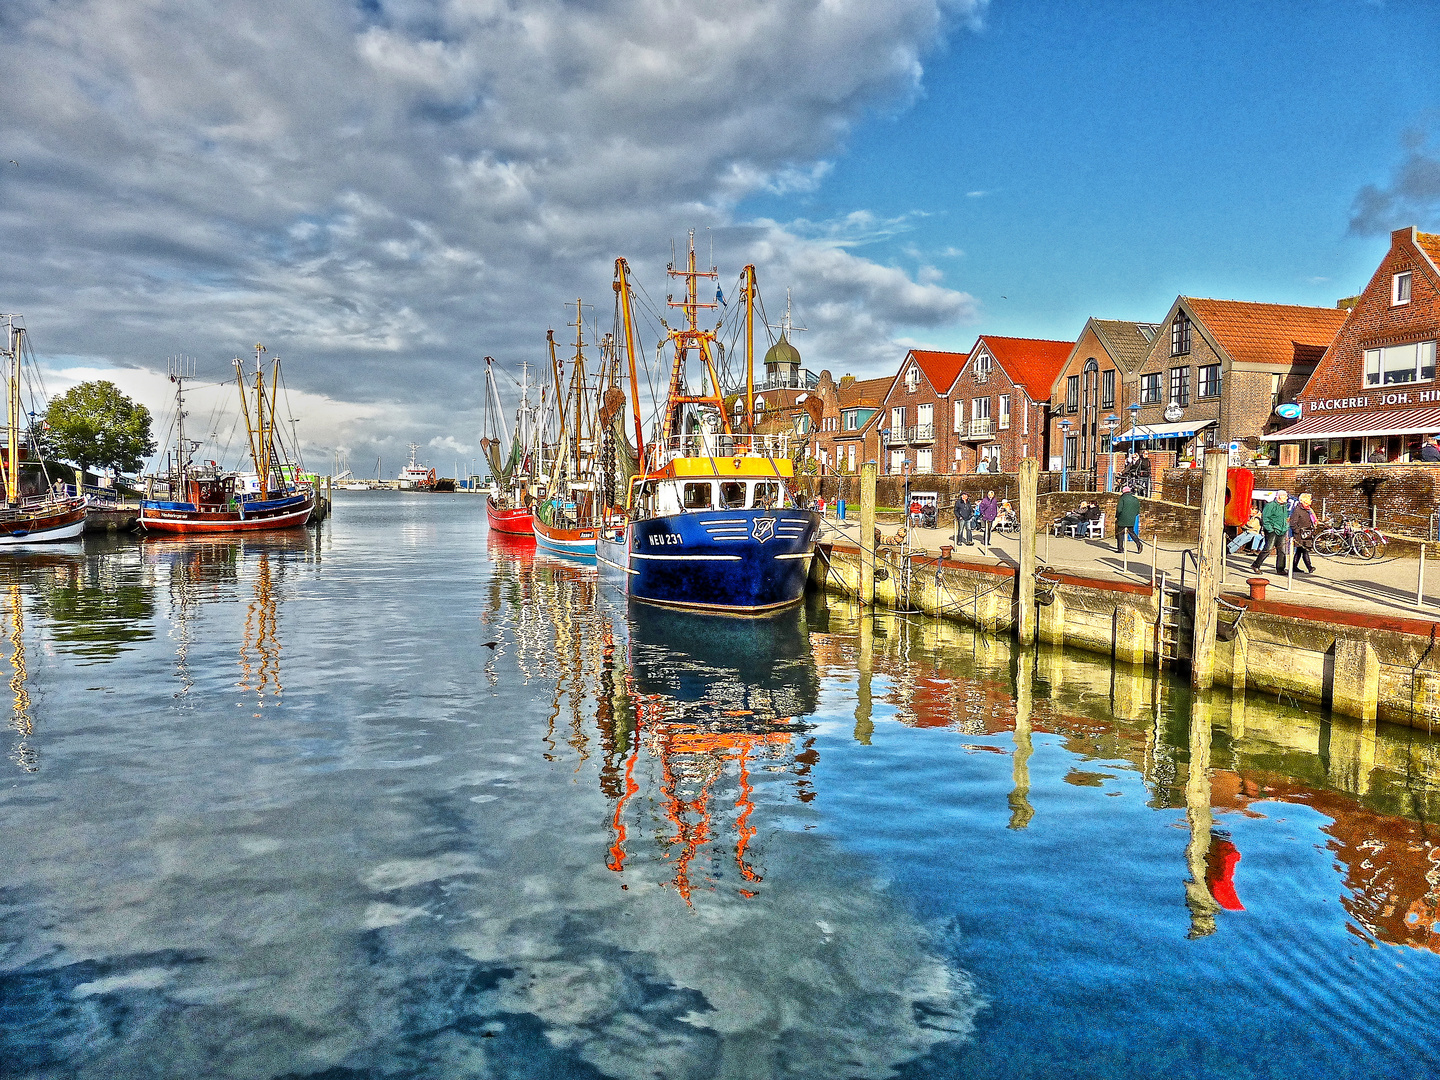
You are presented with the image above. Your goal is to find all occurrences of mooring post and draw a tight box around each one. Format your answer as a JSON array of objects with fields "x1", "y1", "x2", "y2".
[
  {"x1": 1017, "y1": 458, "x2": 1038, "y2": 644},
  {"x1": 859, "y1": 462, "x2": 877, "y2": 606},
  {"x1": 1417, "y1": 544, "x2": 1427, "y2": 610},
  {"x1": 1191, "y1": 449, "x2": 1228, "y2": 690}
]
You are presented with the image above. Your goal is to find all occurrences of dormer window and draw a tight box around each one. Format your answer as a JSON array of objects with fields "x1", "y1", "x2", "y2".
[
  {"x1": 1171, "y1": 314, "x2": 1191, "y2": 356},
  {"x1": 973, "y1": 351, "x2": 992, "y2": 383},
  {"x1": 905, "y1": 365, "x2": 919, "y2": 392},
  {"x1": 1394, "y1": 271, "x2": 1413, "y2": 306}
]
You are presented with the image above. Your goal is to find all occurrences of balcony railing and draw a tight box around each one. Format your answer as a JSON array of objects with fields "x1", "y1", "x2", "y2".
[
  {"x1": 966, "y1": 418, "x2": 993, "y2": 439},
  {"x1": 907, "y1": 423, "x2": 935, "y2": 445}
]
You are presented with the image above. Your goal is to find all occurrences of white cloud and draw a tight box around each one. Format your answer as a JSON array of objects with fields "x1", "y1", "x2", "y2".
[{"x1": 0, "y1": 0, "x2": 986, "y2": 463}]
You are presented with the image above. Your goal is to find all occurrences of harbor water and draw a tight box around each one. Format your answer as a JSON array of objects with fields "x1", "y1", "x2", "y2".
[{"x1": 3, "y1": 492, "x2": 1439, "y2": 1078}]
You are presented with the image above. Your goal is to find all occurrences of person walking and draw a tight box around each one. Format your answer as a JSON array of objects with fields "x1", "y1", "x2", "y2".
[
  {"x1": 954, "y1": 492, "x2": 974, "y2": 546},
  {"x1": 1289, "y1": 492, "x2": 1318, "y2": 574},
  {"x1": 1252, "y1": 490, "x2": 1289, "y2": 574},
  {"x1": 1115, "y1": 485, "x2": 1143, "y2": 553},
  {"x1": 1423, "y1": 435, "x2": 1440, "y2": 463},
  {"x1": 979, "y1": 489, "x2": 1000, "y2": 546}
]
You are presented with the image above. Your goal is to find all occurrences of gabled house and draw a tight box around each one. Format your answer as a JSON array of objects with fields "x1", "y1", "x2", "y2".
[
  {"x1": 1120, "y1": 297, "x2": 1348, "y2": 464},
  {"x1": 1266, "y1": 227, "x2": 1440, "y2": 465},
  {"x1": 879, "y1": 349, "x2": 969, "y2": 475},
  {"x1": 945, "y1": 336, "x2": 1071, "y2": 474},
  {"x1": 819, "y1": 374, "x2": 892, "y2": 474},
  {"x1": 1047, "y1": 319, "x2": 1160, "y2": 477}
]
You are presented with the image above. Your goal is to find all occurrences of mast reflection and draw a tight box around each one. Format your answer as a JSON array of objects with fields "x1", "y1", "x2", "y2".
[
  {"x1": 809, "y1": 603, "x2": 1440, "y2": 951},
  {"x1": 5, "y1": 580, "x2": 34, "y2": 772}
]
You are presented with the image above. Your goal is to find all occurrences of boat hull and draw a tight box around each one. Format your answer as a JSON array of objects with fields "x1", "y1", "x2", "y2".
[
  {"x1": 531, "y1": 513, "x2": 597, "y2": 560},
  {"x1": 0, "y1": 498, "x2": 88, "y2": 545},
  {"x1": 487, "y1": 497, "x2": 535, "y2": 536},
  {"x1": 596, "y1": 508, "x2": 819, "y2": 615},
  {"x1": 140, "y1": 493, "x2": 314, "y2": 533}
]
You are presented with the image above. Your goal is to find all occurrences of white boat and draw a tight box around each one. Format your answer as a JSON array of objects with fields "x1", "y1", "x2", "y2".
[{"x1": 397, "y1": 444, "x2": 436, "y2": 490}]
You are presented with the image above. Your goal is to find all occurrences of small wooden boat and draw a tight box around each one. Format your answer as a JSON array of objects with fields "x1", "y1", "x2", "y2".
[
  {"x1": 0, "y1": 317, "x2": 89, "y2": 544},
  {"x1": 0, "y1": 495, "x2": 88, "y2": 544}
]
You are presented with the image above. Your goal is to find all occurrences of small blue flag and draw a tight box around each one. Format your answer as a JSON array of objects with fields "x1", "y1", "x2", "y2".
[{"x1": 716, "y1": 286, "x2": 726, "y2": 307}]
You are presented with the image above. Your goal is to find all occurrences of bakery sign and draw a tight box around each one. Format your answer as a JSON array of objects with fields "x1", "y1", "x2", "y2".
[{"x1": 1308, "y1": 389, "x2": 1440, "y2": 412}]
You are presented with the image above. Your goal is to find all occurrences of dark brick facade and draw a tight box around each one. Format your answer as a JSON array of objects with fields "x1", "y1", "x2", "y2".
[{"x1": 1163, "y1": 463, "x2": 1440, "y2": 538}]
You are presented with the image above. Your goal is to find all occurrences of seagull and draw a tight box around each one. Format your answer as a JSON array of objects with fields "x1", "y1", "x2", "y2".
[{"x1": 7, "y1": 161, "x2": 16, "y2": 167}]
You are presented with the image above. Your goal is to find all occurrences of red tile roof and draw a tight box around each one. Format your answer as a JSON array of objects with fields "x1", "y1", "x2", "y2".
[
  {"x1": 905, "y1": 349, "x2": 969, "y2": 394},
  {"x1": 1185, "y1": 298, "x2": 1348, "y2": 368},
  {"x1": 838, "y1": 375, "x2": 894, "y2": 408},
  {"x1": 973, "y1": 336, "x2": 1073, "y2": 401},
  {"x1": 1415, "y1": 231, "x2": 1440, "y2": 270}
]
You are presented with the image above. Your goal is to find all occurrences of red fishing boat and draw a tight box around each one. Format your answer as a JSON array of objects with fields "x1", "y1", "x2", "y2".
[
  {"x1": 141, "y1": 346, "x2": 314, "y2": 534},
  {"x1": 486, "y1": 496, "x2": 534, "y2": 536}
]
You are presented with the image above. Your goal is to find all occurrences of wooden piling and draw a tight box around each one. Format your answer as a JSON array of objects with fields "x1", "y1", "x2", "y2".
[
  {"x1": 859, "y1": 462, "x2": 877, "y2": 607},
  {"x1": 1017, "y1": 458, "x2": 1038, "y2": 644},
  {"x1": 1191, "y1": 449, "x2": 1228, "y2": 690}
]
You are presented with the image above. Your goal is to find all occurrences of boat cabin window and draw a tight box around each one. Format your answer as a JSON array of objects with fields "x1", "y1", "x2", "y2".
[
  {"x1": 682, "y1": 482, "x2": 713, "y2": 510},
  {"x1": 754, "y1": 482, "x2": 780, "y2": 509},
  {"x1": 632, "y1": 480, "x2": 657, "y2": 519},
  {"x1": 720, "y1": 481, "x2": 747, "y2": 509}
]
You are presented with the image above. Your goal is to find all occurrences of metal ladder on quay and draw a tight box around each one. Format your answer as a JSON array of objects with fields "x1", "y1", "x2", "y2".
[{"x1": 1155, "y1": 568, "x2": 1193, "y2": 670}]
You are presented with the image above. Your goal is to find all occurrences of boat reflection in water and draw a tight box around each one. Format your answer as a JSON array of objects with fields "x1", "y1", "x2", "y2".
[
  {"x1": 610, "y1": 604, "x2": 821, "y2": 900},
  {"x1": 473, "y1": 543, "x2": 979, "y2": 1077},
  {"x1": 139, "y1": 531, "x2": 314, "y2": 704}
]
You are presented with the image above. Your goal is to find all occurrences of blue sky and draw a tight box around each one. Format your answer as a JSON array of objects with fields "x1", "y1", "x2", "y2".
[
  {"x1": 743, "y1": 0, "x2": 1440, "y2": 350},
  {"x1": 2, "y1": 0, "x2": 1438, "y2": 466}
]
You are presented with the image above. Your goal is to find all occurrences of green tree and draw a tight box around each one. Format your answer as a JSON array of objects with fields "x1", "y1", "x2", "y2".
[{"x1": 44, "y1": 381, "x2": 156, "y2": 477}]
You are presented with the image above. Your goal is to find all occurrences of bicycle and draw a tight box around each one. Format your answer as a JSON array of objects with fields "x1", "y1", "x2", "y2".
[{"x1": 1312, "y1": 515, "x2": 1381, "y2": 559}]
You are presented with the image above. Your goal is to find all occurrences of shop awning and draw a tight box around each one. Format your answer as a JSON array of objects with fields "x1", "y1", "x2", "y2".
[
  {"x1": 1259, "y1": 406, "x2": 1440, "y2": 441},
  {"x1": 1114, "y1": 419, "x2": 1215, "y2": 443}
]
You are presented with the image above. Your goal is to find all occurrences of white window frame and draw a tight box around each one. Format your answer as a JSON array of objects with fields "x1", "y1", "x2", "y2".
[
  {"x1": 1364, "y1": 340, "x2": 1437, "y2": 388},
  {"x1": 1394, "y1": 271, "x2": 1413, "y2": 307},
  {"x1": 917, "y1": 402, "x2": 933, "y2": 425},
  {"x1": 972, "y1": 397, "x2": 990, "y2": 420},
  {"x1": 999, "y1": 394, "x2": 1011, "y2": 430},
  {"x1": 953, "y1": 400, "x2": 962, "y2": 432},
  {"x1": 916, "y1": 448, "x2": 933, "y2": 474},
  {"x1": 905, "y1": 365, "x2": 919, "y2": 392}
]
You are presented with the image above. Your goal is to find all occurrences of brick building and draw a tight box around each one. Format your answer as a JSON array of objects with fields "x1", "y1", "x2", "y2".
[
  {"x1": 1046, "y1": 319, "x2": 1159, "y2": 480},
  {"x1": 1264, "y1": 227, "x2": 1440, "y2": 466},
  {"x1": 1119, "y1": 297, "x2": 1348, "y2": 464},
  {"x1": 945, "y1": 336, "x2": 1070, "y2": 474},
  {"x1": 820, "y1": 374, "x2": 891, "y2": 474},
  {"x1": 878, "y1": 349, "x2": 968, "y2": 475}
]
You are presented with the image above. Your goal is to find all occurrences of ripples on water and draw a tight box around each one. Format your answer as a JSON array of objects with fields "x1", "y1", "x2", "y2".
[{"x1": 1, "y1": 493, "x2": 1439, "y2": 1078}]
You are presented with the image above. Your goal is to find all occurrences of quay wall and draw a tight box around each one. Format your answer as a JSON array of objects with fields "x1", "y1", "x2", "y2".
[{"x1": 810, "y1": 542, "x2": 1440, "y2": 731}]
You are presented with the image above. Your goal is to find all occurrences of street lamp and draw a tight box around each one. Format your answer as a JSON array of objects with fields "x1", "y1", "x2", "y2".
[
  {"x1": 1104, "y1": 413, "x2": 1119, "y2": 492},
  {"x1": 1060, "y1": 419, "x2": 1071, "y2": 492}
]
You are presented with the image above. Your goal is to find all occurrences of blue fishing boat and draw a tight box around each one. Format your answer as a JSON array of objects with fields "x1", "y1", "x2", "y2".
[{"x1": 596, "y1": 235, "x2": 819, "y2": 615}]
